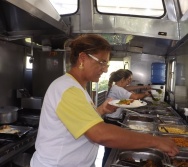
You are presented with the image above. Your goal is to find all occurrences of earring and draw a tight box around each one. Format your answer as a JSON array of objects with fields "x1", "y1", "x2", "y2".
[{"x1": 79, "y1": 63, "x2": 84, "y2": 70}]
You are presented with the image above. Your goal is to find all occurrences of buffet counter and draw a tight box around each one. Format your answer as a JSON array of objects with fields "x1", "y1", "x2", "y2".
[{"x1": 104, "y1": 100, "x2": 188, "y2": 167}]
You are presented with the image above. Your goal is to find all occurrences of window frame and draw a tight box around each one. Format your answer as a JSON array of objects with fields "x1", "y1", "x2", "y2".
[
  {"x1": 95, "y1": 0, "x2": 166, "y2": 19},
  {"x1": 49, "y1": 0, "x2": 79, "y2": 16}
]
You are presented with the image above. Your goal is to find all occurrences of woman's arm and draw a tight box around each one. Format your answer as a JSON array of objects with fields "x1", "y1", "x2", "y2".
[
  {"x1": 130, "y1": 91, "x2": 151, "y2": 100},
  {"x1": 85, "y1": 122, "x2": 179, "y2": 157},
  {"x1": 125, "y1": 85, "x2": 151, "y2": 91},
  {"x1": 97, "y1": 98, "x2": 118, "y2": 116}
]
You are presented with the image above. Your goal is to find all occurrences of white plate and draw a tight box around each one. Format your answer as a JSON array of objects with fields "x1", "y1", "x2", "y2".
[{"x1": 108, "y1": 99, "x2": 147, "y2": 108}]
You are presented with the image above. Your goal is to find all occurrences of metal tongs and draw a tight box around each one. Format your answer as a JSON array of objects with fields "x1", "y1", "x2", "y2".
[
  {"x1": 157, "y1": 114, "x2": 169, "y2": 133},
  {"x1": 117, "y1": 121, "x2": 129, "y2": 128},
  {"x1": 148, "y1": 91, "x2": 159, "y2": 101}
]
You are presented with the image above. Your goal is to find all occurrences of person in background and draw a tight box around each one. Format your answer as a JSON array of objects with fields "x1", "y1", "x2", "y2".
[
  {"x1": 102, "y1": 69, "x2": 152, "y2": 166},
  {"x1": 30, "y1": 34, "x2": 178, "y2": 167}
]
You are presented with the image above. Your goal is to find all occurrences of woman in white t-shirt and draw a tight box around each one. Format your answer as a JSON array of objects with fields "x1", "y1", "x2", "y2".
[
  {"x1": 102, "y1": 69, "x2": 151, "y2": 166},
  {"x1": 106, "y1": 69, "x2": 151, "y2": 119},
  {"x1": 30, "y1": 34, "x2": 178, "y2": 167}
]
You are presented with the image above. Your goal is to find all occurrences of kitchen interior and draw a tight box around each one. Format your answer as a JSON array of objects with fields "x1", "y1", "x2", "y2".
[{"x1": 0, "y1": 0, "x2": 188, "y2": 166}]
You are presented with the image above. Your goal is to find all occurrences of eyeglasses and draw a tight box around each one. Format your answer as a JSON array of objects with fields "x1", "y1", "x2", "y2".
[{"x1": 87, "y1": 54, "x2": 109, "y2": 68}]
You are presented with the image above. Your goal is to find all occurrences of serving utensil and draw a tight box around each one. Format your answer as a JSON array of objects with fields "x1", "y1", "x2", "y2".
[
  {"x1": 117, "y1": 121, "x2": 129, "y2": 128},
  {"x1": 157, "y1": 115, "x2": 169, "y2": 133},
  {"x1": 148, "y1": 91, "x2": 160, "y2": 101}
]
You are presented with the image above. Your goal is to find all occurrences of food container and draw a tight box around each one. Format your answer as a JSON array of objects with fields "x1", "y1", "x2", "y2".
[
  {"x1": 125, "y1": 114, "x2": 156, "y2": 123},
  {"x1": 111, "y1": 148, "x2": 169, "y2": 167},
  {"x1": 159, "y1": 134, "x2": 188, "y2": 150},
  {"x1": 155, "y1": 108, "x2": 177, "y2": 116},
  {"x1": 123, "y1": 120, "x2": 156, "y2": 132},
  {"x1": 156, "y1": 116, "x2": 185, "y2": 125},
  {"x1": 21, "y1": 97, "x2": 42, "y2": 110},
  {"x1": 169, "y1": 150, "x2": 188, "y2": 166},
  {"x1": 157, "y1": 124, "x2": 188, "y2": 135},
  {"x1": 18, "y1": 114, "x2": 40, "y2": 127},
  {"x1": 0, "y1": 125, "x2": 33, "y2": 137},
  {"x1": 0, "y1": 106, "x2": 18, "y2": 124}
]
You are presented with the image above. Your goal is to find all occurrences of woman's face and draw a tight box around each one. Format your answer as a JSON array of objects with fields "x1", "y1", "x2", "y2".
[
  {"x1": 82, "y1": 51, "x2": 110, "y2": 82},
  {"x1": 124, "y1": 75, "x2": 132, "y2": 86}
]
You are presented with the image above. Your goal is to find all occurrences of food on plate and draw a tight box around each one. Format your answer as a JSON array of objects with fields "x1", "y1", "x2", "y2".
[
  {"x1": 116, "y1": 99, "x2": 134, "y2": 105},
  {"x1": 0, "y1": 125, "x2": 19, "y2": 134}
]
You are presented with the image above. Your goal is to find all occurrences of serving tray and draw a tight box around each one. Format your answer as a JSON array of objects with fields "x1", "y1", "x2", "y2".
[{"x1": 0, "y1": 125, "x2": 33, "y2": 138}]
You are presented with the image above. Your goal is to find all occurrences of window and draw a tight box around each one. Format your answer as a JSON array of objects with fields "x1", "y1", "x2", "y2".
[
  {"x1": 49, "y1": 0, "x2": 78, "y2": 15},
  {"x1": 96, "y1": 0, "x2": 165, "y2": 18},
  {"x1": 92, "y1": 61, "x2": 124, "y2": 92},
  {"x1": 168, "y1": 60, "x2": 176, "y2": 92},
  {"x1": 26, "y1": 56, "x2": 33, "y2": 70},
  {"x1": 178, "y1": 0, "x2": 188, "y2": 15}
]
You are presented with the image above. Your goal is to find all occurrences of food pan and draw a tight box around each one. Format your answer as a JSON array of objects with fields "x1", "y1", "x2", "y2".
[
  {"x1": 123, "y1": 120, "x2": 156, "y2": 132},
  {"x1": 156, "y1": 116, "x2": 185, "y2": 125},
  {"x1": 0, "y1": 125, "x2": 33, "y2": 137},
  {"x1": 126, "y1": 114, "x2": 156, "y2": 123},
  {"x1": 159, "y1": 134, "x2": 188, "y2": 150},
  {"x1": 111, "y1": 148, "x2": 169, "y2": 167},
  {"x1": 157, "y1": 124, "x2": 188, "y2": 135},
  {"x1": 155, "y1": 109, "x2": 176, "y2": 116},
  {"x1": 169, "y1": 150, "x2": 188, "y2": 166}
]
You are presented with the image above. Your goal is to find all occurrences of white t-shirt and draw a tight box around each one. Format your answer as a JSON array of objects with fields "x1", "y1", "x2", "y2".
[
  {"x1": 30, "y1": 73, "x2": 103, "y2": 167},
  {"x1": 106, "y1": 85, "x2": 132, "y2": 118}
]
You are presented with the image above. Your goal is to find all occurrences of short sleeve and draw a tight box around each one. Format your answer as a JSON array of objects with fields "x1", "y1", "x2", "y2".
[{"x1": 56, "y1": 87, "x2": 103, "y2": 139}]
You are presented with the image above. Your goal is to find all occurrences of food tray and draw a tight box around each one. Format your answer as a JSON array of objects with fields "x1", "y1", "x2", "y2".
[
  {"x1": 157, "y1": 124, "x2": 188, "y2": 135},
  {"x1": 156, "y1": 116, "x2": 185, "y2": 125},
  {"x1": 159, "y1": 134, "x2": 188, "y2": 150},
  {"x1": 125, "y1": 114, "x2": 157, "y2": 123},
  {"x1": 169, "y1": 150, "x2": 188, "y2": 166},
  {"x1": 111, "y1": 148, "x2": 169, "y2": 167},
  {"x1": 0, "y1": 125, "x2": 33, "y2": 137},
  {"x1": 123, "y1": 120, "x2": 156, "y2": 132},
  {"x1": 154, "y1": 108, "x2": 177, "y2": 116}
]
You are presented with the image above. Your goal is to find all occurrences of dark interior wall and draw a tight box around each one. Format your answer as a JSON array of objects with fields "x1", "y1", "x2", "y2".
[
  {"x1": 0, "y1": 41, "x2": 25, "y2": 106},
  {"x1": 32, "y1": 51, "x2": 65, "y2": 97}
]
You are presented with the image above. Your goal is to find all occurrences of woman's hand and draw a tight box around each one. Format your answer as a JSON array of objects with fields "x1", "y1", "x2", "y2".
[
  {"x1": 97, "y1": 98, "x2": 118, "y2": 116},
  {"x1": 154, "y1": 136, "x2": 179, "y2": 156},
  {"x1": 142, "y1": 85, "x2": 151, "y2": 90}
]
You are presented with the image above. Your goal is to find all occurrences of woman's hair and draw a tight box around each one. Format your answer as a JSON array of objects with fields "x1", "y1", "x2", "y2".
[
  {"x1": 69, "y1": 34, "x2": 111, "y2": 65},
  {"x1": 107, "y1": 69, "x2": 132, "y2": 95}
]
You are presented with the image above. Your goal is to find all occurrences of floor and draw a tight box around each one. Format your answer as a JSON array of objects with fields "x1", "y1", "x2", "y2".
[{"x1": 95, "y1": 145, "x2": 105, "y2": 167}]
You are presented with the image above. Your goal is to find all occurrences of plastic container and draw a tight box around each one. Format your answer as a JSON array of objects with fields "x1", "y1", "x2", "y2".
[{"x1": 151, "y1": 62, "x2": 166, "y2": 84}]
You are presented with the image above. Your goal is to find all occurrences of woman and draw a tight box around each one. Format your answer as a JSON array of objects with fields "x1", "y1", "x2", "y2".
[
  {"x1": 105, "y1": 69, "x2": 151, "y2": 119},
  {"x1": 30, "y1": 34, "x2": 178, "y2": 167},
  {"x1": 102, "y1": 69, "x2": 151, "y2": 166}
]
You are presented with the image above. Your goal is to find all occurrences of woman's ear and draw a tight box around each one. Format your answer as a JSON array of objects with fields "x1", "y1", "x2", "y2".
[
  {"x1": 78, "y1": 52, "x2": 86, "y2": 64},
  {"x1": 120, "y1": 78, "x2": 125, "y2": 83}
]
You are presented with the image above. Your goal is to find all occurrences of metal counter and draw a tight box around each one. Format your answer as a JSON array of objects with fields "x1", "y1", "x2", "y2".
[{"x1": 104, "y1": 101, "x2": 188, "y2": 167}]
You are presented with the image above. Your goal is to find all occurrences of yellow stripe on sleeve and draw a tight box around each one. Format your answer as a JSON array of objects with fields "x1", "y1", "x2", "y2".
[{"x1": 56, "y1": 86, "x2": 103, "y2": 139}]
